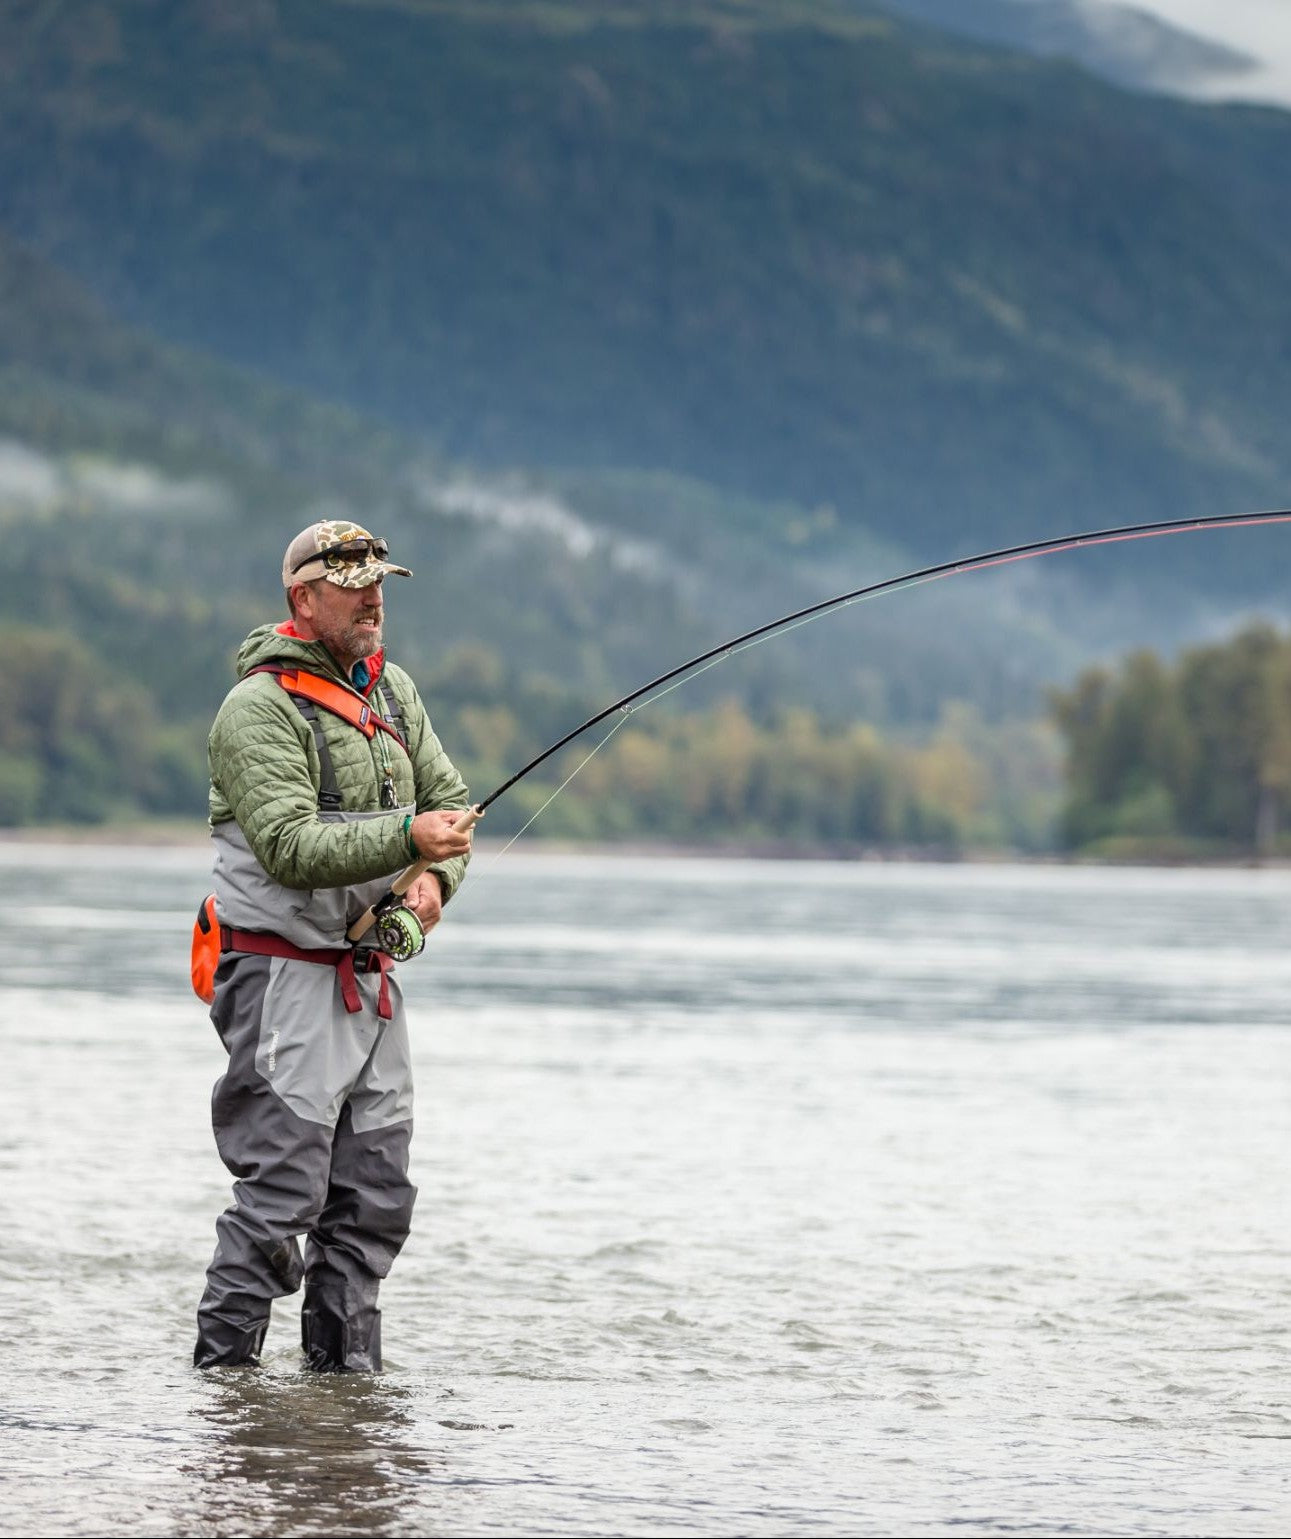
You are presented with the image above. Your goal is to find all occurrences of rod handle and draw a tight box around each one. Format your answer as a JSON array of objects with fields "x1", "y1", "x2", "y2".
[
  {"x1": 450, "y1": 804, "x2": 485, "y2": 834},
  {"x1": 347, "y1": 805, "x2": 482, "y2": 943}
]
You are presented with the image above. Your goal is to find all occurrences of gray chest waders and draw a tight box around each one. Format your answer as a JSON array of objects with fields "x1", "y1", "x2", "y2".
[{"x1": 195, "y1": 666, "x2": 424, "y2": 1372}]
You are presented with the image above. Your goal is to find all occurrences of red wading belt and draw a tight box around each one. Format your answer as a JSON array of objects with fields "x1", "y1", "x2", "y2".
[{"x1": 220, "y1": 925, "x2": 395, "y2": 1020}]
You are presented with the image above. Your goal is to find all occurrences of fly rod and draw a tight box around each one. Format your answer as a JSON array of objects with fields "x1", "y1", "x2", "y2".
[{"x1": 349, "y1": 504, "x2": 1291, "y2": 943}]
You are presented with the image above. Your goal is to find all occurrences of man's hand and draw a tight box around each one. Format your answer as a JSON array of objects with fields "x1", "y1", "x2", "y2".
[
  {"x1": 409, "y1": 808, "x2": 474, "y2": 863},
  {"x1": 403, "y1": 873, "x2": 444, "y2": 936}
]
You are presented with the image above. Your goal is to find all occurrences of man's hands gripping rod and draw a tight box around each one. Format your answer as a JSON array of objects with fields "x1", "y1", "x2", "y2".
[{"x1": 348, "y1": 806, "x2": 481, "y2": 944}]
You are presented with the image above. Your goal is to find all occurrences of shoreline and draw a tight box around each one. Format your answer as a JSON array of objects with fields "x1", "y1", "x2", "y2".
[{"x1": 0, "y1": 822, "x2": 1286, "y2": 869}]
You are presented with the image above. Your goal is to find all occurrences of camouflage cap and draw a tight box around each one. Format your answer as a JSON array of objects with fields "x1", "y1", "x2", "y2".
[{"x1": 282, "y1": 519, "x2": 413, "y2": 590}]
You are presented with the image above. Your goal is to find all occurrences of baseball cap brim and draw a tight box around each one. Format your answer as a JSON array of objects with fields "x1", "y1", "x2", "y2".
[
  {"x1": 290, "y1": 554, "x2": 413, "y2": 589},
  {"x1": 281, "y1": 520, "x2": 412, "y2": 589}
]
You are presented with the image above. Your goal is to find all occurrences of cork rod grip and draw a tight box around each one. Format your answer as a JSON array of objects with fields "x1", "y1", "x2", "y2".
[{"x1": 346, "y1": 805, "x2": 482, "y2": 944}]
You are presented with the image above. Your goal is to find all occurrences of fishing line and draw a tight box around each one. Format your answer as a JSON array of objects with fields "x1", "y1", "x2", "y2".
[
  {"x1": 474, "y1": 506, "x2": 1291, "y2": 820},
  {"x1": 476, "y1": 569, "x2": 999, "y2": 856},
  {"x1": 483, "y1": 710, "x2": 633, "y2": 866},
  {"x1": 348, "y1": 505, "x2": 1291, "y2": 939},
  {"x1": 484, "y1": 598, "x2": 885, "y2": 860}
]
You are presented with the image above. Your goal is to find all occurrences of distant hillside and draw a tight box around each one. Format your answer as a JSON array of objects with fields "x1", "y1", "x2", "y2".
[
  {"x1": 0, "y1": 222, "x2": 1083, "y2": 736},
  {"x1": 0, "y1": 228, "x2": 1091, "y2": 838},
  {"x1": 2, "y1": 0, "x2": 1290, "y2": 602}
]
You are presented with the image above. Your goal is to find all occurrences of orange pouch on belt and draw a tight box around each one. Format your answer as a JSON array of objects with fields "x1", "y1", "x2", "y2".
[{"x1": 191, "y1": 893, "x2": 219, "y2": 1004}]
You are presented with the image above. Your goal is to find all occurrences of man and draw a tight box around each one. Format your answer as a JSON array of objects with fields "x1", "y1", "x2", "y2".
[{"x1": 194, "y1": 519, "x2": 474, "y2": 1372}]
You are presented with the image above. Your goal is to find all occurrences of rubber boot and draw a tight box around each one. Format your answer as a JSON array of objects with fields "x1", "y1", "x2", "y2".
[
  {"x1": 193, "y1": 1314, "x2": 269, "y2": 1369},
  {"x1": 300, "y1": 1291, "x2": 382, "y2": 1373}
]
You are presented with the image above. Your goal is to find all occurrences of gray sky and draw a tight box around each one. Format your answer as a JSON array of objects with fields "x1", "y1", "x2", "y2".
[{"x1": 1116, "y1": 0, "x2": 1291, "y2": 106}]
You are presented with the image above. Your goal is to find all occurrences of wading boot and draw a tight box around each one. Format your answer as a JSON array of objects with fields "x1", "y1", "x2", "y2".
[
  {"x1": 301, "y1": 1291, "x2": 382, "y2": 1373},
  {"x1": 193, "y1": 1315, "x2": 269, "y2": 1369}
]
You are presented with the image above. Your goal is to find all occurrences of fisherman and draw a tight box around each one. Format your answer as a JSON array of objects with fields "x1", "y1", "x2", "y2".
[{"x1": 194, "y1": 519, "x2": 473, "y2": 1372}]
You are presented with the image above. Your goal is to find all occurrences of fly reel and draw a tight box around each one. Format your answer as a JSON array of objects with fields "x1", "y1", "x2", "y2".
[{"x1": 372, "y1": 902, "x2": 425, "y2": 961}]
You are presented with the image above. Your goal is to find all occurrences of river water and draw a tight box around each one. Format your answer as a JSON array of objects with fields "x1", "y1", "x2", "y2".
[{"x1": 0, "y1": 844, "x2": 1288, "y2": 1537}]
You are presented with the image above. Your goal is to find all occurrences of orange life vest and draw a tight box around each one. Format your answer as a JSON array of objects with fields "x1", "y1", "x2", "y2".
[{"x1": 191, "y1": 665, "x2": 408, "y2": 1004}]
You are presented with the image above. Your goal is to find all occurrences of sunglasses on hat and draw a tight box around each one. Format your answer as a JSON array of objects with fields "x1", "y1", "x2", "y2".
[{"x1": 292, "y1": 536, "x2": 391, "y2": 574}]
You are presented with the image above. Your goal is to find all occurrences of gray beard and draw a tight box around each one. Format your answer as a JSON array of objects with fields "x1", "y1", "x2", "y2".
[{"x1": 319, "y1": 615, "x2": 383, "y2": 672}]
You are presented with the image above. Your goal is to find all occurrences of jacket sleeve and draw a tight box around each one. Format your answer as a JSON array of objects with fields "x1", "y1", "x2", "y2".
[
  {"x1": 387, "y1": 665, "x2": 472, "y2": 903},
  {"x1": 209, "y1": 677, "x2": 414, "y2": 890}
]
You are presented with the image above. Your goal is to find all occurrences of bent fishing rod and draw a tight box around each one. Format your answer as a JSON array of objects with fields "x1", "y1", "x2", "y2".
[{"x1": 350, "y1": 504, "x2": 1291, "y2": 943}]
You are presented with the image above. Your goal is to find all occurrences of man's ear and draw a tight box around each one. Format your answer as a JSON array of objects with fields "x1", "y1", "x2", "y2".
[{"x1": 289, "y1": 580, "x2": 316, "y2": 622}]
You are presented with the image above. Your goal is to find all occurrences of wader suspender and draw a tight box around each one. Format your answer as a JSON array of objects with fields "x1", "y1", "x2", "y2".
[
  {"x1": 294, "y1": 697, "x2": 344, "y2": 811},
  {"x1": 246, "y1": 664, "x2": 410, "y2": 812}
]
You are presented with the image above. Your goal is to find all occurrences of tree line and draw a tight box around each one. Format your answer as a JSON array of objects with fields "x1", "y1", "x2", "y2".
[
  {"x1": 1050, "y1": 622, "x2": 1291, "y2": 857},
  {"x1": 5, "y1": 621, "x2": 1291, "y2": 859}
]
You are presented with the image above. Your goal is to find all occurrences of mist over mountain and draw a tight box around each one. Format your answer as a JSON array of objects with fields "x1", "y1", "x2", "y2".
[
  {"x1": 872, "y1": 0, "x2": 1256, "y2": 96},
  {"x1": 2, "y1": 0, "x2": 1291, "y2": 794}
]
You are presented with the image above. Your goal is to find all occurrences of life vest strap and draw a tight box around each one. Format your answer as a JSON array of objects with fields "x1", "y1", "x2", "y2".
[{"x1": 247, "y1": 665, "x2": 408, "y2": 750}]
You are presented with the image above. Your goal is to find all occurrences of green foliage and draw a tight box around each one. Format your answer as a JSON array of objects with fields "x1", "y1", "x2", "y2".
[
  {"x1": 0, "y1": 752, "x2": 40, "y2": 825},
  {"x1": 0, "y1": 595, "x2": 1064, "y2": 846},
  {"x1": 1051, "y1": 623, "x2": 1291, "y2": 856},
  {"x1": 430, "y1": 680, "x2": 1062, "y2": 851},
  {"x1": 0, "y1": 623, "x2": 207, "y2": 826}
]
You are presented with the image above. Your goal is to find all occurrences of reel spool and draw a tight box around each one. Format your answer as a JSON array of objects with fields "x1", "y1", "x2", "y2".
[{"x1": 373, "y1": 903, "x2": 425, "y2": 961}]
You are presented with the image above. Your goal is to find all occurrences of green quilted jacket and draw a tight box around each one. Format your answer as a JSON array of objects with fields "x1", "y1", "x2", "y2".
[{"x1": 208, "y1": 622, "x2": 471, "y2": 897}]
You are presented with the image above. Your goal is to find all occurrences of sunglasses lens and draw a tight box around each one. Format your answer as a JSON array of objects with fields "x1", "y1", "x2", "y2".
[{"x1": 323, "y1": 537, "x2": 388, "y2": 567}]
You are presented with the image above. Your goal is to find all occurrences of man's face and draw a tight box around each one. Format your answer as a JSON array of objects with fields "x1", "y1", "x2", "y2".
[{"x1": 292, "y1": 575, "x2": 385, "y2": 668}]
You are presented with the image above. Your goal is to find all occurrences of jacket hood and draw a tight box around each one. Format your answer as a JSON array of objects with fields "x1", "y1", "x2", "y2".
[{"x1": 234, "y1": 622, "x2": 384, "y2": 688}]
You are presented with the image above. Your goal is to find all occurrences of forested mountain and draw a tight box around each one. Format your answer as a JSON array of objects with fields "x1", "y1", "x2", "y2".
[
  {"x1": 2, "y1": 0, "x2": 1291, "y2": 839},
  {"x1": 3, "y1": 0, "x2": 1291, "y2": 575}
]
